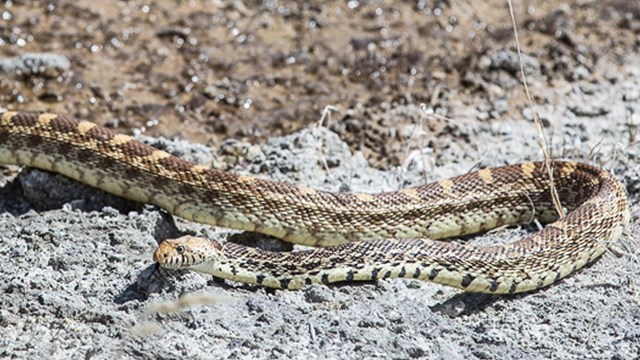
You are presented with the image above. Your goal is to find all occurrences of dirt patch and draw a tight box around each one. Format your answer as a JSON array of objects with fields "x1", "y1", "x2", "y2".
[{"x1": 2, "y1": 1, "x2": 638, "y2": 164}]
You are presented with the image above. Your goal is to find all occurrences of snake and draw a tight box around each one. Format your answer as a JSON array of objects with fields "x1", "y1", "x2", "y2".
[{"x1": 0, "y1": 111, "x2": 630, "y2": 294}]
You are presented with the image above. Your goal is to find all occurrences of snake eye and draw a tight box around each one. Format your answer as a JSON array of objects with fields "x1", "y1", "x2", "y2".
[{"x1": 176, "y1": 245, "x2": 185, "y2": 254}]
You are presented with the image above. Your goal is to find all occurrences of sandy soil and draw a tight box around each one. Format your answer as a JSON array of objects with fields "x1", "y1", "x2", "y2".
[{"x1": 1, "y1": 1, "x2": 640, "y2": 359}]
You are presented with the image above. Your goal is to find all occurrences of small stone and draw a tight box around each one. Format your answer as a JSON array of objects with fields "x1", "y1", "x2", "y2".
[
  {"x1": 490, "y1": 50, "x2": 540, "y2": 77},
  {"x1": 0, "y1": 53, "x2": 70, "y2": 78},
  {"x1": 569, "y1": 104, "x2": 610, "y2": 117},
  {"x1": 486, "y1": 83, "x2": 506, "y2": 98},
  {"x1": 569, "y1": 65, "x2": 590, "y2": 81},
  {"x1": 490, "y1": 99, "x2": 509, "y2": 117}
]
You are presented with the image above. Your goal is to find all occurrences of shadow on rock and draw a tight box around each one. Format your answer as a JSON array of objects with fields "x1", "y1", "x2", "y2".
[
  {"x1": 430, "y1": 292, "x2": 501, "y2": 318},
  {"x1": 430, "y1": 290, "x2": 535, "y2": 318},
  {"x1": 115, "y1": 263, "x2": 170, "y2": 304}
]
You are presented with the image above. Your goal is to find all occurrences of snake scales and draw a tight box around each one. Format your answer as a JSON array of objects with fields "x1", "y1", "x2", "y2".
[{"x1": 0, "y1": 111, "x2": 630, "y2": 294}]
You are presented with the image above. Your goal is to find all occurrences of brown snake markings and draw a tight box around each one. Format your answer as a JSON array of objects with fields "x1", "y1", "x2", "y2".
[{"x1": 0, "y1": 111, "x2": 631, "y2": 293}]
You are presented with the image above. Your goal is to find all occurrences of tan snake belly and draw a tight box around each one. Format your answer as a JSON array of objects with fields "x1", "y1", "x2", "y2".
[{"x1": 0, "y1": 111, "x2": 631, "y2": 294}]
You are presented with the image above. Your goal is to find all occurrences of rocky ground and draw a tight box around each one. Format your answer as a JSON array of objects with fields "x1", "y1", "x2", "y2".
[{"x1": 1, "y1": 1, "x2": 640, "y2": 359}]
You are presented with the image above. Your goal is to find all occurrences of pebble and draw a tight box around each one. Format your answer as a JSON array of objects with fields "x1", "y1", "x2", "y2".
[
  {"x1": 490, "y1": 50, "x2": 540, "y2": 77},
  {"x1": 0, "y1": 53, "x2": 70, "y2": 78}
]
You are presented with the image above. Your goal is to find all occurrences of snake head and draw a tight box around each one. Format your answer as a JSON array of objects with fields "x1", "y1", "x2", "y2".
[{"x1": 153, "y1": 235, "x2": 222, "y2": 270}]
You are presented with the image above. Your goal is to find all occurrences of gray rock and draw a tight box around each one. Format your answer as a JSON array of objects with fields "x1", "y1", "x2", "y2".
[
  {"x1": 490, "y1": 50, "x2": 541, "y2": 77},
  {"x1": 0, "y1": 53, "x2": 70, "y2": 78}
]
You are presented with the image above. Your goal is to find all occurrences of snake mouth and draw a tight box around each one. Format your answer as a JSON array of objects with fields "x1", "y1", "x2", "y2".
[
  {"x1": 164, "y1": 260, "x2": 188, "y2": 269},
  {"x1": 155, "y1": 253, "x2": 199, "y2": 269}
]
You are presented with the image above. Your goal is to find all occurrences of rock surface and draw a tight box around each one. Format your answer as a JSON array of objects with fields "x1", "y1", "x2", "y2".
[{"x1": 2, "y1": 75, "x2": 640, "y2": 358}]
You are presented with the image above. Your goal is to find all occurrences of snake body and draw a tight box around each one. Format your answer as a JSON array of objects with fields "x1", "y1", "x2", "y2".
[{"x1": 0, "y1": 111, "x2": 630, "y2": 294}]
